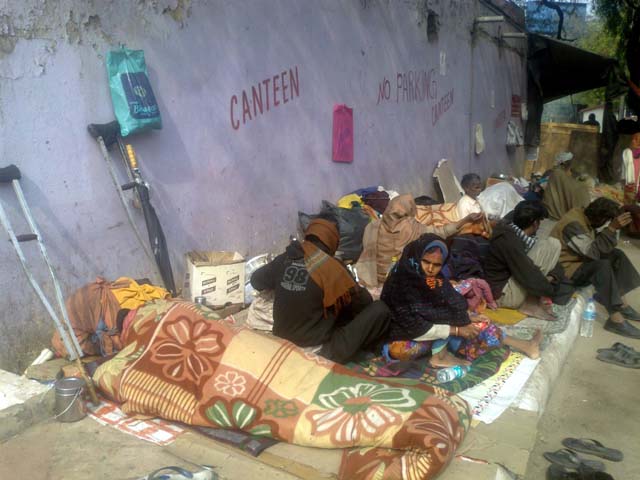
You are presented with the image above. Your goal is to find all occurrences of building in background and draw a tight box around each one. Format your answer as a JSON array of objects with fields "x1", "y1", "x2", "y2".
[{"x1": 525, "y1": 1, "x2": 589, "y2": 40}]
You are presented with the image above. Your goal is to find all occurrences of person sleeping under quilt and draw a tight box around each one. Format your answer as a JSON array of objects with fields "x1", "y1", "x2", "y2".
[{"x1": 93, "y1": 299, "x2": 470, "y2": 480}]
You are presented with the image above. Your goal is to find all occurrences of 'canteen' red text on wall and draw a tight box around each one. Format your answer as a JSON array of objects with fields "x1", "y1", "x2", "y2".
[{"x1": 230, "y1": 65, "x2": 300, "y2": 130}]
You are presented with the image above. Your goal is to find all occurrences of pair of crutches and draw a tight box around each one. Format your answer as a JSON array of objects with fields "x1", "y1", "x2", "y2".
[{"x1": 0, "y1": 165, "x2": 98, "y2": 404}]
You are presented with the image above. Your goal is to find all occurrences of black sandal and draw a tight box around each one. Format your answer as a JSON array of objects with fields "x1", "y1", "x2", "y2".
[
  {"x1": 543, "y1": 449, "x2": 605, "y2": 472},
  {"x1": 596, "y1": 348, "x2": 640, "y2": 369},
  {"x1": 597, "y1": 342, "x2": 640, "y2": 359},
  {"x1": 561, "y1": 438, "x2": 623, "y2": 462}
]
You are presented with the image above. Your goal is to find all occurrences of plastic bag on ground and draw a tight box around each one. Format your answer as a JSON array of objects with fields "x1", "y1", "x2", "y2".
[{"x1": 298, "y1": 200, "x2": 370, "y2": 262}]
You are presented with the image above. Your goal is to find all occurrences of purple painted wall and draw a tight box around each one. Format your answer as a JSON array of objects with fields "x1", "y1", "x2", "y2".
[{"x1": 0, "y1": 0, "x2": 526, "y2": 372}]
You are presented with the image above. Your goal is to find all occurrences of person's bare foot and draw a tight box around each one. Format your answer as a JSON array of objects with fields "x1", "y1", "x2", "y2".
[
  {"x1": 430, "y1": 350, "x2": 471, "y2": 367},
  {"x1": 521, "y1": 329, "x2": 542, "y2": 359}
]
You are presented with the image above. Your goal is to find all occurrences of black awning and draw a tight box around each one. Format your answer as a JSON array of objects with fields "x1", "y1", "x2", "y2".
[{"x1": 528, "y1": 33, "x2": 616, "y2": 102}]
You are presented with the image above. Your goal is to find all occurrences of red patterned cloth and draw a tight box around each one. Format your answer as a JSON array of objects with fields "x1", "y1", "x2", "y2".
[{"x1": 94, "y1": 299, "x2": 471, "y2": 479}]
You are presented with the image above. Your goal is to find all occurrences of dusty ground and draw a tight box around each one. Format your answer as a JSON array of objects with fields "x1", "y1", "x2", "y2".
[
  {"x1": 0, "y1": 418, "x2": 198, "y2": 480},
  {"x1": 525, "y1": 238, "x2": 640, "y2": 479}
]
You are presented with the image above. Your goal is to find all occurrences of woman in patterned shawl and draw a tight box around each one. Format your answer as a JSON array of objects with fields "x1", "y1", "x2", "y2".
[{"x1": 381, "y1": 234, "x2": 542, "y2": 365}]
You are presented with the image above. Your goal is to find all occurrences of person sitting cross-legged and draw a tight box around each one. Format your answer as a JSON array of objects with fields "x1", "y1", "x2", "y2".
[
  {"x1": 483, "y1": 200, "x2": 574, "y2": 313},
  {"x1": 381, "y1": 233, "x2": 542, "y2": 367},
  {"x1": 550, "y1": 198, "x2": 640, "y2": 339},
  {"x1": 251, "y1": 214, "x2": 390, "y2": 363}
]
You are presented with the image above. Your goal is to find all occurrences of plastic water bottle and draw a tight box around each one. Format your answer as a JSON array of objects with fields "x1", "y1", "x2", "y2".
[
  {"x1": 580, "y1": 297, "x2": 596, "y2": 338},
  {"x1": 436, "y1": 365, "x2": 469, "y2": 383}
]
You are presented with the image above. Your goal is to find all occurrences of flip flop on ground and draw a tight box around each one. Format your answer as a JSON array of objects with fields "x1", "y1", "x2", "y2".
[
  {"x1": 596, "y1": 348, "x2": 640, "y2": 369},
  {"x1": 596, "y1": 342, "x2": 640, "y2": 359},
  {"x1": 543, "y1": 449, "x2": 606, "y2": 472},
  {"x1": 546, "y1": 464, "x2": 615, "y2": 480},
  {"x1": 561, "y1": 438, "x2": 623, "y2": 462}
]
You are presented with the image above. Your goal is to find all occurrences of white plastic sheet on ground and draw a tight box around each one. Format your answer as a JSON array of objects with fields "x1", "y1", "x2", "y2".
[{"x1": 458, "y1": 356, "x2": 540, "y2": 424}]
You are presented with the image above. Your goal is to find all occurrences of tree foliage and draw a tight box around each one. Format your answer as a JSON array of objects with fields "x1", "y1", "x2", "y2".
[
  {"x1": 594, "y1": 0, "x2": 640, "y2": 111},
  {"x1": 573, "y1": 18, "x2": 619, "y2": 107},
  {"x1": 595, "y1": 0, "x2": 639, "y2": 61}
]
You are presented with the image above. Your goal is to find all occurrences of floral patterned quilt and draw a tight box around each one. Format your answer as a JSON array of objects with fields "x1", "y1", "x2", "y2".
[{"x1": 93, "y1": 300, "x2": 470, "y2": 479}]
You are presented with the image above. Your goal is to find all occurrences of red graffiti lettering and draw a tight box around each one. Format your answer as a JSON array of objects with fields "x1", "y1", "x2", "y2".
[
  {"x1": 251, "y1": 85, "x2": 263, "y2": 117},
  {"x1": 396, "y1": 73, "x2": 403, "y2": 103},
  {"x1": 290, "y1": 66, "x2": 299, "y2": 97},
  {"x1": 432, "y1": 88, "x2": 454, "y2": 126},
  {"x1": 380, "y1": 69, "x2": 437, "y2": 105},
  {"x1": 242, "y1": 91, "x2": 252, "y2": 124},
  {"x1": 281, "y1": 70, "x2": 288, "y2": 103},
  {"x1": 408, "y1": 71, "x2": 414, "y2": 102},
  {"x1": 230, "y1": 95, "x2": 239, "y2": 130},
  {"x1": 377, "y1": 77, "x2": 391, "y2": 104},
  {"x1": 402, "y1": 74, "x2": 408, "y2": 102},
  {"x1": 272, "y1": 74, "x2": 280, "y2": 107},
  {"x1": 262, "y1": 78, "x2": 271, "y2": 111},
  {"x1": 229, "y1": 65, "x2": 301, "y2": 130}
]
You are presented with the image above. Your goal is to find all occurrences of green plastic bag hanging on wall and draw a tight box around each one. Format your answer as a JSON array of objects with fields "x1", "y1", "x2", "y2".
[{"x1": 106, "y1": 47, "x2": 162, "y2": 137}]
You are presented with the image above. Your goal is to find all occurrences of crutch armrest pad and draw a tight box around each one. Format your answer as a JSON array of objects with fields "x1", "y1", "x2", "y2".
[
  {"x1": 87, "y1": 121, "x2": 120, "y2": 148},
  {"x1": 0, "y1": 165, "x2": 20, "y2": 183}
]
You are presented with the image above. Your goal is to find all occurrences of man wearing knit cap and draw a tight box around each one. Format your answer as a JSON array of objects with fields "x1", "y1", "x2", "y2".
[
  {"x1": 543, "y1": 151, "x2": 590, "y2": 220},
  {"x1": 251, "y1": 213, "x2": 389, "y2": 363}
]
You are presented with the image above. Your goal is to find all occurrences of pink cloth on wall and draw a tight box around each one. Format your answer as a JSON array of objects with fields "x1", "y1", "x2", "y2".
[{"x1": 332, "y1": 104, "x2": 353, "y2": 163}]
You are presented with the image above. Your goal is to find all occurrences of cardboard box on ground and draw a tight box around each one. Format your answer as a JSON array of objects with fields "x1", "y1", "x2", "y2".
[{"x1": 183, "y1": 251, "x2": 246, "y2": 307}]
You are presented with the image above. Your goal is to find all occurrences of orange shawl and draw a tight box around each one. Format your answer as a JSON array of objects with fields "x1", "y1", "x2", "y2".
[{"x1": 303, "y1": 219, "x2": 355, "y2": 315}]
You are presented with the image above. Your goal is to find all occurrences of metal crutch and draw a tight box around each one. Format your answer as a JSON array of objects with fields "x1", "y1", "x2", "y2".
[{"x1": 0, "y1": 164, "x2": 99, "y2": 404}]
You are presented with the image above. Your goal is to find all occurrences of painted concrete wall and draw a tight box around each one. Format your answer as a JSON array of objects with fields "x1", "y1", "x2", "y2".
[{"x1": 0, "y1": 0, "x2": 526, "y2": 372}]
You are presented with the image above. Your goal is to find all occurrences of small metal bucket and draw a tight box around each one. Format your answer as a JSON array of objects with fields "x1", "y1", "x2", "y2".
[
  {"x1": 194, "y1": 296, "x2": 207, "y2": 305},
  {"x1": 54, "y1": 377, "x2": 87, "y2": 422}
]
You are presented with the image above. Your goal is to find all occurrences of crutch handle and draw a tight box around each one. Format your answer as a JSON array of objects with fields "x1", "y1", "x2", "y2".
[
  {"x1": 0, "y1": 165, "x2": 21, "y2": 183},
  {"x1": 126, "y1": 144, "x2": 138, "y2": 170},
  {"x1": 16, "y1": 233, "x2": 38, "y2": 242}
]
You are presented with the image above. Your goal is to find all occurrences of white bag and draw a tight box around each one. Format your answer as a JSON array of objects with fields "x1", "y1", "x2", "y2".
[{"x1": 246, "y1": 290, "x2": 275, "y2": 331}]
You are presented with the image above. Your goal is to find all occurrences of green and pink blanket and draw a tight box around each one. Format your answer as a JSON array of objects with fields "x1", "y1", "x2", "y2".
[{"x1": 94, "y1": 300, "x2": 470, "y2": 479}]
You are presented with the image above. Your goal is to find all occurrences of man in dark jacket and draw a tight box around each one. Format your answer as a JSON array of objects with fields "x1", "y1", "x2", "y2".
[
  {"x1": 550, "y1": 198, "x2": 640, "y2": 338},
  {"x1": 484, "y1": 201, "x2": 568, "y2": 309},
  {"x1": 251, "y1": 214, "x2": 389, "y2": 363}
]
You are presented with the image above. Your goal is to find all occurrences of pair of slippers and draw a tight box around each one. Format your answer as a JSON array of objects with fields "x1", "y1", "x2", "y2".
[
  {"x1": 544, "y1": 438, "x2": 623, "y2": 479},
  {"x1": 596, "y1": 342, "x2": 640, "y2": 369}
]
